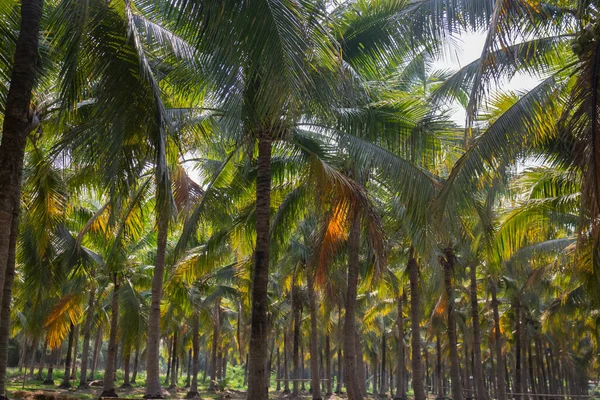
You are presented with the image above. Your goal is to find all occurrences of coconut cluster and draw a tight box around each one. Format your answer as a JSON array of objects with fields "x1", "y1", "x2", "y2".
[{"x1": 571, "y1": 23, "x2": 599, "y2": 57}]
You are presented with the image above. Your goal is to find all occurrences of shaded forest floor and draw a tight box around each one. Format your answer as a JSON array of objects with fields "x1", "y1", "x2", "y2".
[{"x1": 3, "y1": 369, "x2": 360, "y2": 400}]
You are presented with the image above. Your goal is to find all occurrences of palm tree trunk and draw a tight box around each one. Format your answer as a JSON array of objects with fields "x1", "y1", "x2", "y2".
[
  {"x1": 101, "y1": 277, "x2": 120, "y2": 397},
  {"x1": 408, "y1": 249, "x2": 425, "y2": 400},
  {"x1": 247, "y1": 133, "x2": 272, "y2": 400},
  {"x1": 122, "y1": 350, "x2": 131, "y2": 387},
  {"x1": 44, "y1": 349, "x2": 56, "y2": 385},
  {"x1": 70, "y1": 325, "x2": 79, "y2": 380},
  {"x1": 165, "y1": 337, "x2": 172, "y2": 385},
  {"x1": 185, "y1": 349, "x2": 191, "y2": 387},
  {"x1": 132, "y1": 345, "x2": 139, "y2": 384},
  {"x1": 436, "y1": 334, "x2": 443, "y2": 400},
  {"x1": 344, "y1": 214, "x2": 363, "y2": 400},
  {"x1": 515, "y1": 302, "x2": 523, "y2": 400},
  {"x1": 60, "y1": 323, "x2": 75, "y2": 388},
  {"x1": 283, "y1": 330, "x2": 290, "y2": 393},
  {"x1": 307, "y1": 272, "x2": 321, "y2": 400},
  {"x1": 170, "y1": 330, "x2": 178, "y2": 389},
  {"x1": 276, "y1": 347, "x2": 281, "y2": 391},
  {"x1": 326, "y1": 335, "x2": 332, "y2": 395},
  {"x1": 356, "y1": 330, "x2": 366, "y2": 397},
  {"x1": 491, "y1": 282, "x2": 507, "y2": 400},
  {"x1": 0, "y1": 215, "x2": 18, "y2": 398},
  {"x1": 292, "y1": 281, "x2": 301, "y2": 397},
  {"x1": 37, "y1": 338, "x2": 47, "y2": 381},
  {"x1": 395, "y1": 295, "x2": 405, "y2": 400},
  {"x1": 380, "y1": 331, "x2": 387, "y2": 396},
  {"x1": 209, "y1": 300, "x2": 221, "y2": 391},
  {"x1": 90, "y1": 323, "x2": 102, "y2": 381},
  {"x1": 470, "y1": 265, "x2": 488, "y2": 400},
  {"x1": 79, "y1": 285, "x2": 96, "y2": 388},
  {"x1": 0, "y1": 0, "x2": 43, "y2": 319},
  {"x1": 336, "y1": 347, "x2": 342, "y2": 394},
  {"x1": 441, "y1": 248, "x2": 462, "y2": 400},
  {"x1": 144, "y1": 213, "x2": 169, "y2": 398},
  {"x1": 186, "y1": 314, "x2": 199, "y2": 398}
]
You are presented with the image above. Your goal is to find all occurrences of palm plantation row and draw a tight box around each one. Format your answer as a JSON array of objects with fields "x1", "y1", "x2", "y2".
[{"x1": 0, "y1": 0, "x2": 598, "y2": 399}]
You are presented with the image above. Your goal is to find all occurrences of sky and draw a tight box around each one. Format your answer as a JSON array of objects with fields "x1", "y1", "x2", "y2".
[{"x1": 435, "y1": 31, "x2": 540, "y2": 124}]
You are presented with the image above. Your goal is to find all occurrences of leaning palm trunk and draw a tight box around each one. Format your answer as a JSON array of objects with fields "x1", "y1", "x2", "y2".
[
  {"x1": 441, "y1": 248, "x2": 463, "y2": 400},
  {"x1": 408, "y1": 249, "x2": 425, "y2": 400},
  {"x1": 144, "y1": 214, "x2": 169, "y2": 398},
  {"x1": 325, "y1": 335, "x2": 332, "y2": 395},
  {"x1": 343, "y1": 215, "x2": 363, "y2": 400},
  {"x1": 470, "y1": 265, "x2": 488, "y2": 400},
  {"x1": 101, "y1": 278, "x2": 120, "y2": 398},
  {"x1": 247, "y1": 133, "x2": 272, "y2": 400},
  {"x1": 0, "y1": 0, "x2": 43, "y2": 319},
  {"x1": 79, "y1": 284, "x2": 96, "y2": 387},
  {"x1": 0, "y1": 215, "x2": 19, "y2": 398},
  {"x1": 169, "y1": 330, "x2": 178, "y2": 389},
  {"x1": 307, "y1": 272, "x2": 321, "y2": 400},
  {"x1": 186, "y1": 314, "x2": 200, "y2": 398}
]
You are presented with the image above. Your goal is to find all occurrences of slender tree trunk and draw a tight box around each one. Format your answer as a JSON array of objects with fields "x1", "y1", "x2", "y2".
[
  {"x1": 165, "y1": 336, "x2": 172, "y2": 385},
  {"x1": 408, "y1": 249, "x2": 425, "y2": 400},
  {"x1": 101, "y1": 278, "x2": 120, "y2": 397},
  {"x1": 491, "y1": 282, "x2": 507, "y2": 400},
  {"x1": 60, "y1": 323, "x2": 75, "y2": 388},
  {"x1": 79, "y1": 285, "x2": 96, "y2": 388},
  {"x1": 71, "y1": 325, "x2": 80, "y2": 381},
  {"x1": 0, "y1": 0, "x2": 43, "y2": 325},
  {"x1": 284, "y1": 330, "x2": 290, "y2": 394},
  {"x1": 307, "y1": 272, "x2": 321, "y2": 400},
  {"x1": 122, "y1": 350, "x2": 131, "y2": 387},
  {"x1": 344, "y1": 214, "x2": 363, "y2": 400},
  {"x1": 247, "y1": 133, "x2": 272, "y2": 400},
  {"x1": 515, "y1": 303, "x2": 523, "y2": 400},
  {"x1": 44, "y1": 349, "x2": 56, "y2": 385},
  {"x1": 144, "y1": 213, "x2": 169, "y2": 398},
  {"x1": 336, "y1": 347, "x2": 342, "y2": 394},
  {"x1": 292, "y1": 281, "x2": 301, "y2": 396},
  {"x1": 186, "y1": 314, "x2": 199, "y2": 398},
  {"x1": 436, "y1": 334, "x2": 443, "y2": 400},
  {"x1": 326, "y1": 335, "x2": 332, "y2": 395},
  {"x1": 441, "y1": 248, "x2": 463, "y2": 400},
  {"x1": 301, "y1": 340, "x2": 305, "y2": 391},
  {"x1": 380, "y1": 331, "x2": 388, "y2": 396},
  {"x1": 185, "y1": 349, "x2": 191, "y2": 388},
  {"x1": 209, "y1": 300, "x2": 221, "y2": 391},
  {"x1": 170, "y1": 330, "x2": 178, "y2": 389},
  {"x1": 0, "y1": 215, "x2": 18, "y2": 398},
  {"x1": 222, "y1": 348, "x2": 228, "y2": 380},
  {"x1": 519, "y1": 304, "x2": 529, "y2": 400},
  {"x1": 276, "y1": 347, "x2": 281, "y2": 391},
  {"x1": 28, "y1": 337, "x2": 39, "y2": 376},
  {"x1": 356, "y1": 330, "x2": 366, "y2": 397},
  {"x1": 37, "y1": 338, "x2": 48, "y2": 381},
  {"x1": 470, "y1": 265, "x2": 488, "y2": 400},
  {"x1": 132, "y1": 345, "x2": 139, "y2": 384},
  {"x1": 395, "y1": 295, "x2": 405, "y2": 400},
  {"x1": 535, "y1": 337, "x2": 547, "y2": 396},
  {"x1": 90, "y1": 324, "x2": 102, "y2": 382}
]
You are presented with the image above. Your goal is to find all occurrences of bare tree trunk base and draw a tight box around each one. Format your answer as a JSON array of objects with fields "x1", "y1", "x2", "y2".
[
  {"x1": 43, "y1": 379, "x2": 54, "y2": 385},
  {"x1": 100, "y1": 389, "x2": 118, "y2": 398},
  {"x1": 143, "y1": 394, "x2": 165, "y2": 399},
  {"x1": 78, "y1": 384, "x2": 91, "y2": 390},
  {"x1": 167, "y1": 385, "x2": 178, "y2": 390},
  {"x1": 58, "y1": 382, "x2": 72, "y2": 389},
  {"x1": 120, "y1": 383, "x2": 132, "y2": 389},
  {"x1": 185, "y1": 391, "x2": 199, "y2": 399}
]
